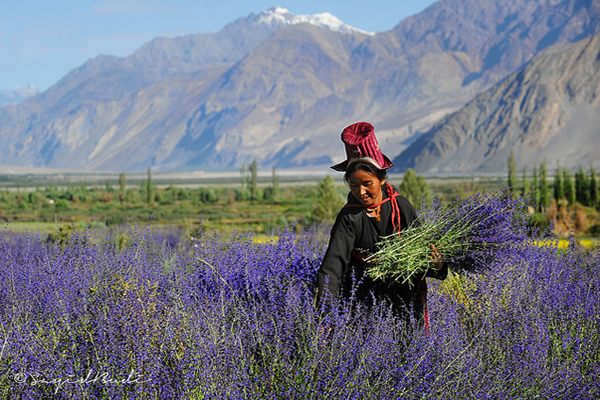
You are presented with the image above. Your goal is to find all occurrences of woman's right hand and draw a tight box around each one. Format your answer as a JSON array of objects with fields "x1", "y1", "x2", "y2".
[{"x1": 429, "y1": 243, "x2": 444, "y2": 270}]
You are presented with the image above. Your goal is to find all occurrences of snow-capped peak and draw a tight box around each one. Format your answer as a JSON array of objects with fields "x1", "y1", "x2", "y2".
[
  {"x1": 0, "y1": 84, "x2": 40, "y2": 107},
  {"x1": 256, "y1": 6, "x2": 373, "y2": 35}
]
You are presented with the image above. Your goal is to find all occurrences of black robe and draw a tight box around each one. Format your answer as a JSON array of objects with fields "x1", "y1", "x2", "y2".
[{"x1": 315, "y1": 186, "x2": 447, "y2": 321}]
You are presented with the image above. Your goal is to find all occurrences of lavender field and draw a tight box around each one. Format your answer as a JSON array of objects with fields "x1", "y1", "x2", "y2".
[{"x1": 1, "y1": 196, "x2": 599, "y2": 399}]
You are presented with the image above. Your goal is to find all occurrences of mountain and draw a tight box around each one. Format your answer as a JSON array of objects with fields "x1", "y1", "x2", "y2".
[
  {"x1": 124, "y1": 6, "x2": 370, "y2": 83},
  {"x1": 0, "y1": 85, "x2": 40, "y2": 107},
  {"x1": 247, "y1": 6, "x2": 372, "y2": 35},
  {"x1": 391, "y1": 32, "x2": 600, "y2": 173},
  {"x1": 0, "y1": 1, "x2": 599, "y2": 172},
  {"x1": 0, "y1": 7, "x2": 363, "y2": 117}
]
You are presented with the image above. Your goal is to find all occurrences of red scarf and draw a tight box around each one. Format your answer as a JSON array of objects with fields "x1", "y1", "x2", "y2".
[{"x1": 344, "y1": 183, "x2": 402, "y2": 234}]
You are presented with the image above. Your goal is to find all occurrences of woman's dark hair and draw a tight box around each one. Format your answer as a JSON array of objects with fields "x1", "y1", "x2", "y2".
[{"x1": 343, "y1": 161, "x2": 387, "y2": 184}]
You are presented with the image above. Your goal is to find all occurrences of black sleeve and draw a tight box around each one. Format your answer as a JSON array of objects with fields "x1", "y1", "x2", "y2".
[
  {"x1": 425, "y1": 263, "x2": 448, "y2": 280},
  {"x1": 397, "y1": 195, "x2": 420, "y2": 230},
  {"x1": 315, "y1": 212, "x2": 356, "y2": 305}
]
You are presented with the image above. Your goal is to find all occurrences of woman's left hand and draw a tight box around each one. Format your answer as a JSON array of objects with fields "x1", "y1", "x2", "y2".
[{"x1": 429, "y1": 243, "x2": 444, "y2": 270}]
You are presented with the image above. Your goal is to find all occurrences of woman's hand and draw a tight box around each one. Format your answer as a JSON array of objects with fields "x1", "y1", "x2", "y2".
[{"x1": 429, "y1": 243, "x2": 444, "y2": 270}]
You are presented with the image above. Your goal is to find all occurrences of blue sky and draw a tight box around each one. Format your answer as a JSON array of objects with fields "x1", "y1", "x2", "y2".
[{"x1": 0, "y1": 0, "x2": 438, "y2": 91}]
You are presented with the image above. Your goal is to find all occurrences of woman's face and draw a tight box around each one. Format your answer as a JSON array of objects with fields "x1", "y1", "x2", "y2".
[{"x1": 348, "y1": 169, "x2": 385, "y2": 208}]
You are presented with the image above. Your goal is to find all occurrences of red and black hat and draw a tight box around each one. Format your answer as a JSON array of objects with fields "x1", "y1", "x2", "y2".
[{"x1": 331, "y1": 122, "x2": 394, "y2": 171}]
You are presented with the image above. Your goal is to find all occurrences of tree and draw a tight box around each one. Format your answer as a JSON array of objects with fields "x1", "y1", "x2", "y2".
[
  {"x1": 563, "y1": 168, "x2": 575, "y2": 206},
  {"x1": 532, "y1": 166, "x2": 539, "y2": 209},
  {"x1": 590, "y1": 166, "x2": 599, "y2": 208},
  {"x1": 240, "y1": 164, "x2": 247, "y2": 189},
  {"x1": 249, "y1": 160, "x2": 258, "y2": 200},
  {"x1": 539, "y1": 159, "x2": 550, "y2": 212},
  {"x1": 553, "y1": 162, "x2": 563, "y2": 204},
  {"x1": 575, "y1": 167, "x2": 589, "y2": 206},
  {"x1": 522, "y1": 167, "x2": 528, "y2": 198},
  {"x1": 147, "y1": 167, "x2": 153, "y2": 204},
  {"x1": 261, "y1": 166, "x2": 280, "y2": 203},
  {"x1": 271, "y1": 165, "x2": 280, "y2": 201},
  {"x1": 202, "y1": 188, "x2": 218, "y2": 204},
  {"x1": 400, "y1": 168, "x2": 432, "y2": 211},
  {"x1": 508, "y1": 149, "x2": 517, "y2": 198},
  {"x1": 312, "y1": 175, "x2": 344, "y2": 225},
  {"x1": 118, "y1": 172, "x2": 127, "y2": 203}
]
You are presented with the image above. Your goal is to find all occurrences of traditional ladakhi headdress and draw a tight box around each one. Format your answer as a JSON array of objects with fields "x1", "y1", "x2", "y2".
[{"x1": 330, "y1": 122, "x2": 394, "y2": 172}]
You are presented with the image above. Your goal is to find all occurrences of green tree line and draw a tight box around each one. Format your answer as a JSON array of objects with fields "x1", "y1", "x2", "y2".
[{"x1": 508, "y1": 150, "x2": 599, "y2": 210}]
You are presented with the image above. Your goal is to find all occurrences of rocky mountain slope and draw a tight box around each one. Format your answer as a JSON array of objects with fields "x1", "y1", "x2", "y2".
[
  {"x1": 391, "y1": 32, "x2": 600, "y2": 173},
  {"x1": 1, "y1": 0, "x2": 599, "y2": 172}
]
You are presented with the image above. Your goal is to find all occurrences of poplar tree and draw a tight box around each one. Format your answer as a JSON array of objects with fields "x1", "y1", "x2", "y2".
[
  {"x1": 119, "y1": 172, "x2": 127, "y2": 203},
  {"x1": 563, "y1": 168, "x2": 575, "y2": 206},
  {"x1": 249, "y1": 160, "x2": 258, "y2": 200},
  {"x1": 553, "y1": 162, "x2": 563, "y2": 204},
  {"x1": 240, "y1": 164, "x2": 247, "y2": 189},
  {"x1": 147, "y1": 167, "x2": 153, "y2": 204},
  {"x1": 272, "y1": 166, "x2": 280, "y2": 200},
  {"x1": 539, "y1": 159, "x2": 550, "y2": 212},
  {"x1": 590, "y1": 166, "x2": 598, "y2": 208},
  {"x1": 532, "y1": 166, "x2": 539, "y2": 209},
  {"x1": 575, "y1": 167, "x2": 589, "y2": 206},
  {"x1": 522, "y1": 167, "x2": 528, "y2": 198},
  {"x1": 508, "y1": 149, "x2": 517, "y2": 199}
]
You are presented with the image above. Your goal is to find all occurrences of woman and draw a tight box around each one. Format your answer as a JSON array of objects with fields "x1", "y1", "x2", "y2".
[{"x1": 315, "y1": 122, "x2": 446, "y2": 325}]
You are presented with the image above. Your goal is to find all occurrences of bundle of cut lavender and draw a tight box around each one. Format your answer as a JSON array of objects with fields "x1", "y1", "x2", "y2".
[{"x1": 365, "y1": 190, "x2": 528, "y2": 286}]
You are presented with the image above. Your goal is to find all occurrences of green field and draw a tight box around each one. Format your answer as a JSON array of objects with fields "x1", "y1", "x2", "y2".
[{"x1": 1, "y1": 170, "x2": 599, "y2": 241}]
